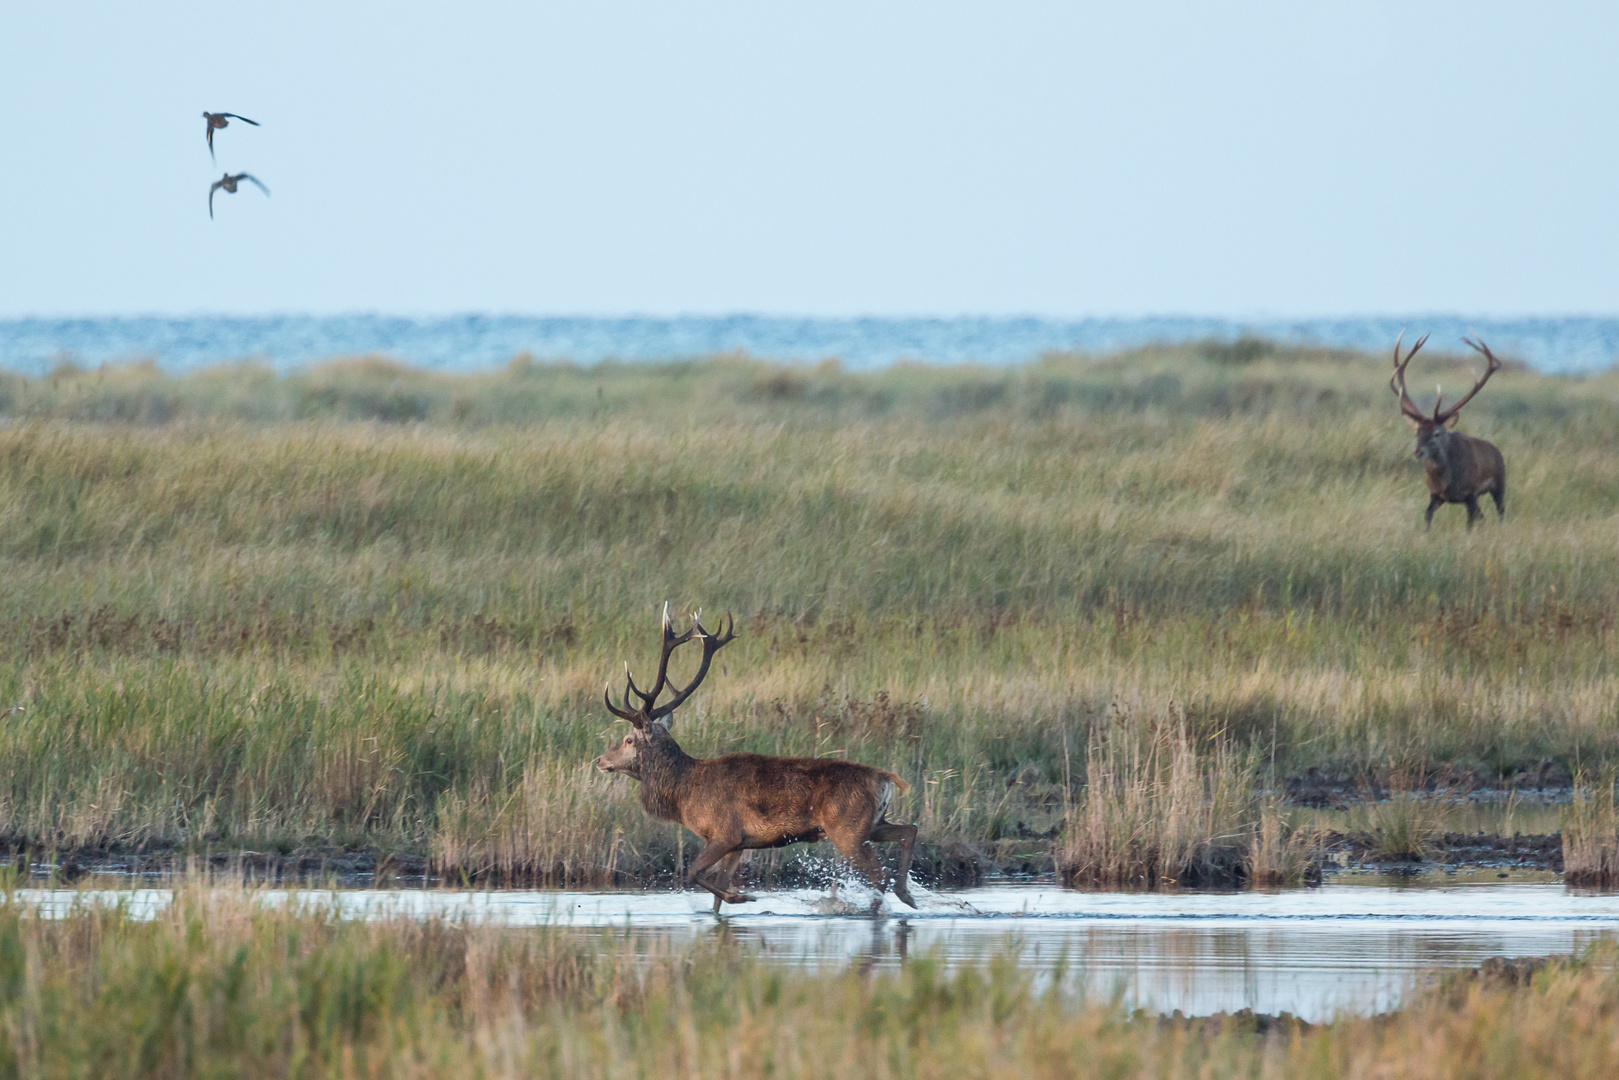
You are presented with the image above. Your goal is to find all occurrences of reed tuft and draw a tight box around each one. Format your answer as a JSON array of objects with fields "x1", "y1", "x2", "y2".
[
  {"x1": 1562, "y1": 775, "x2": 1619, "y2": 887},
  {"x1": 1059, "y1": 707, "x2": 1315, "y2": 887}
]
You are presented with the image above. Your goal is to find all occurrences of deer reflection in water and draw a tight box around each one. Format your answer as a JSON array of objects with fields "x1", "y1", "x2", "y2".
[{"x1": 707, "y1": 915, "x2": 914, "y2": 978}]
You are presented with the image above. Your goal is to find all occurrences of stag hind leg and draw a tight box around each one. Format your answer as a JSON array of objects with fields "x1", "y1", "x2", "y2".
[
  {"x1": 828, "y1": 818, "x2": 922, "y2": 912},
  {"x1": 827, "y1": 833, "x2": 892, "y2": 912},
  {"x1": 870, "y1": 820, "x2": 919, "y2": 908},
  {"x1": 1489, "y1": 482, "x2": 1505, "y2": 520}
]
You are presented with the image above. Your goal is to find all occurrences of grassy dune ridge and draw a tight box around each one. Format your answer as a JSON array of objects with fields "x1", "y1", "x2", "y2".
[
  {"x1": 2, "y1": 882, "x2": 1618, "y2": 1078},
  {"x1": 0, "y1": 345, "x2": 1616, "y2": 880}
]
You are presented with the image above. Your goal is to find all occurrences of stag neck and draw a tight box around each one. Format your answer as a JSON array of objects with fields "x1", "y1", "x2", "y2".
[{"x1": 632, "y1": 725, "x2": 699, "y2": 822}]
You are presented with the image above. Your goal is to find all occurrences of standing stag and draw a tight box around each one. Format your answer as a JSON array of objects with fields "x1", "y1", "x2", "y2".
[
  {"x1": 1390, "y1": 332, "x2": 1507, "y2": 530},
  {"x1": 595, "y1": 608, "x2": 919, "y2": 912}
]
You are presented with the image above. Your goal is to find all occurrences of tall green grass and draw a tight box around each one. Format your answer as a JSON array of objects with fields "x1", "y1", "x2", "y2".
[
  {"x1": 0, "y1": 344, "x2": 1615, "y2": 879},
  {"x1": 0, "y1": 882, "x2": 1616, "y2": 1078}
]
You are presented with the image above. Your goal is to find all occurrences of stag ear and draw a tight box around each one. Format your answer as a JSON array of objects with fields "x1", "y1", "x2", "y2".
[
  {"x1": 1442, "y1": 413, "x2": 1460, "y2": 429},
  {"x1": 1403, "y1": 414, "x2": 1422, "y2": 429},
  {"x1": 651, "y1": 713, "x2": 673, "y2": 731}
]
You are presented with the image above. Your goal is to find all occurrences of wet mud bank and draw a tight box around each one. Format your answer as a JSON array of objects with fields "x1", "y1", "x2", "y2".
[
  {"x1": 1285, "y1": 768, "x2": 1576, "y2": 807},
  {"x1": 0, "y1": 838, "x2": 1001, "y2": 890},
  {"x1": 0, "y1": 843, "x2": 436, "y2": 887},
  {"x1": 1322, "y1": 831, "x2": 1564, "y2": 874},
  {"x1": 1165, "y1": 955, "x2": 1581, "y2": 1038},
  {"x1": 3, "y1": 828, "x2": 1568, "y2": 889}
]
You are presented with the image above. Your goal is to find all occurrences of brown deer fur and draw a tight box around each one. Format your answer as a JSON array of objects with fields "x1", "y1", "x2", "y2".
[
  {"x1": 1391, "y1": 333, "x2": 1507, "y2": 531},
  {"x1": 595, "y1": 609, "x2": 919, "y2": 912}
]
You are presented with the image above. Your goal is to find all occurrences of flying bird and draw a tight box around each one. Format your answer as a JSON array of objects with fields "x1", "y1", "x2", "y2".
[
  {"x1": 202, "y1": 111, "x2": 259, "y2": 161},
  {"x1": 209, "y1": 172, "x2": 270, "y2": 219}
]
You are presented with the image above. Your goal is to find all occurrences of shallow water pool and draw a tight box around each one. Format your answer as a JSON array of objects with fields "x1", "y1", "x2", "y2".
[{"x1": 22, "y1": 878, "x2": 1619, "y2": 1021}]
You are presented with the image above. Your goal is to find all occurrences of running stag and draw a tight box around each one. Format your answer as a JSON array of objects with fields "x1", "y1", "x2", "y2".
[
  {"x1": 595, "y1": 608, "x2": 919, "y2": 912},
  {"x1": 1390, "y1": 333, "x2": 1507, "y2": 530}
]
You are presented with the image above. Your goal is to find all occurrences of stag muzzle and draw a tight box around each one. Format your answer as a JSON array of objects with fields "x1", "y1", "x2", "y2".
[{"x1": 594, "y1": 740, "x2": 639, "y2": 776}]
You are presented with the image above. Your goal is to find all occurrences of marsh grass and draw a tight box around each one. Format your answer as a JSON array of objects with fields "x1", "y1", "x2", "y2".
[
  {"x1": 1299, "y1": 789, "x2": 1564, "y2": 855},
  {"x1": 1059, "y1": 708, "x2": 1318, "y2": 887},
  {"x1": 1060, "y1": 709, "x2": 1258, "y2": 887},
  {"x1": 0, "y1": 880, "x2": 1617, "y2": 1078},
  {"x1": 432, "y1": 759, "x2": 657, "y2": 885},
  {"x1": 0, "y1": 344, "x2": 1616, "y2": 880},
  {"x1": 1562, "y1": 775, "x2": 1619, "y2": 886},
  {"x1": 1247, "y1": 799, "x2": 1324, "y2": 887},
  {"x1": 1344, "y1": 775, "x2": 1464, "y2": 861}
]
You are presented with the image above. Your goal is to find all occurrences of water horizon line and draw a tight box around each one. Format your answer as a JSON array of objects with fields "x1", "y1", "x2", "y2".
[{"x1": 4, "y1": 312, "x2": 1617, "y2": 375}]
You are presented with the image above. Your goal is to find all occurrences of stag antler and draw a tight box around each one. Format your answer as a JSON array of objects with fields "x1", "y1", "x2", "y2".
[
  {"x1": 1438, "y1": 336, "x2": 1505, "y2": 423},
  {"x1": 1389, "y1": 330, "x2": 1430, "y2": 424},
  {"x1": 603, "y1": 606, "x2": 737, "y2": 727},
  {"x1": 624, "y1": 603, "x2": 697, "y2": 712},
  {"x1": 647, "y1": 612, "x2": 736, "y2": 723},
  {"x1": 603, "y1": 664, "x2": 645, "y2": 725}
]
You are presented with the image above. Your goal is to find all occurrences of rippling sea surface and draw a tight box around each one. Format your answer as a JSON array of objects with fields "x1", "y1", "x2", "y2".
[
  {"x1": 22, "y1": 880, "x2": 1619, "y2": 1020},
  {"x1": 3, "y1": 315, "x2": 1617, "y2": 374}
]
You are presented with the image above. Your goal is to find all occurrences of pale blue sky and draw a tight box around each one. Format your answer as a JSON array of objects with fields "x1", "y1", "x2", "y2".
[{"x1": 1, "y1": 3, "x2": 1614, "y2": 317}]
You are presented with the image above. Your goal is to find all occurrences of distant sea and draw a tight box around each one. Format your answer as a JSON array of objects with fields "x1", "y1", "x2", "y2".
[{"x1": 2, "y1": 315, "x2": 1616, "y2": 375}]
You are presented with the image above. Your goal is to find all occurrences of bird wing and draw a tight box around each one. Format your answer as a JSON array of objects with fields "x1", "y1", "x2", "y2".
[
  {"x1": 209, "y1": 181, "x2": 220, "y2": 219},
  {"x1": 241, "y1": 174, "x2": 270, "y2": 196},
  {"x1": 207, "y1": 122, "x2": 216, "y2": 161},
  {"x1": 221, "y1": 114, "x2": 259, "y2": 125}
]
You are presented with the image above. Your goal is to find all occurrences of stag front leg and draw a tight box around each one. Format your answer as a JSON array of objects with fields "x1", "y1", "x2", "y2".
[
  {"x1": 706, "y1": 851, "x2": 749, "y2": 914},
  {"x1": 870, "y1": 821, "x2": 919, "y2": 908},
  {"x1": 1464, "y1": 495, "x2": 1482, "y2": 530},
  {"x1": 1424, "y1": 494, "x2": 1443, "y2": 532},
  {"x1": 686, "y1": 839, "x2": 756, "y2": 908}
]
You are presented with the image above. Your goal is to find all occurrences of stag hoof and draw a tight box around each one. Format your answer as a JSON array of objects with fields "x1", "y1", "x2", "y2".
[
  {"x1": 724, "y1": 892, "x2": 757, "y2": 905},
  {"x1": 893, "y1": 881, "x2": 918, "y2": 909}
]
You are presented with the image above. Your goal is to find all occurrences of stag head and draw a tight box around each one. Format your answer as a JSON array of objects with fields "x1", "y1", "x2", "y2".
[
  {"x1": 1390, "y1": 332, "x2": 1503, "y2": 462},
  {"x1": 595, "y1": 605, "x2": 736, "y2": 776}
]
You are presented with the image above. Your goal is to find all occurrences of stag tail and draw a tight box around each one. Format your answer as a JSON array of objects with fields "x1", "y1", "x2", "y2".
[
  {"x1": 875, "y1": 769, "x2": 911, "y2": 794},
  {"x1": 873, "y1": 772, "x2": 910, "y2": 823}
]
